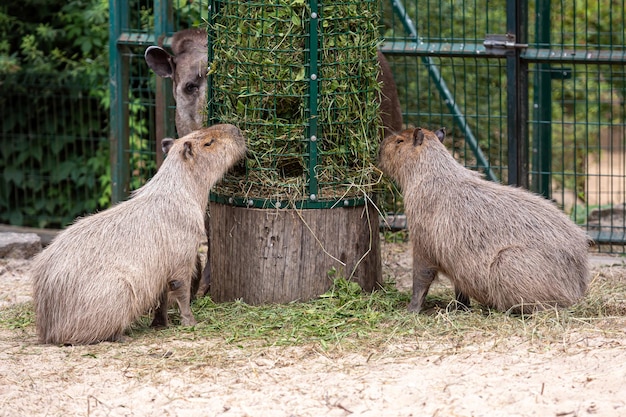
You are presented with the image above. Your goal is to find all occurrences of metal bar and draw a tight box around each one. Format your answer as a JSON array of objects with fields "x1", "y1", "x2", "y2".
[
  {"x1": 381, "y1": 41, "x2": 626, "y2": 65},
  {"x1": 506, "y1": 0, "x2": 529, "y2": 188},
  {"x1": 207, "y1": 0, "x2": 216, "y2": 125},
  {"x1": 108, "y1": 0, "x2": 130, "y2": 203},
  {"x1": 117, "y1": 33, "x2": 159, "y2": 46},
  {"x1": 387, "y1": 0, "x2": 498, "y2": 183},
  {"x1": 531, "y1": 0, "x2": 552, "y2": 198},
  {"x1": 306, "y1": 0, "x2": 320, "y2": 200}
]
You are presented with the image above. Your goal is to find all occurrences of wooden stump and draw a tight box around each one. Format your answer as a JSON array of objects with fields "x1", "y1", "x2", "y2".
[{"x1": 209, "y1": 201, "x2": 382, "y2": 304}]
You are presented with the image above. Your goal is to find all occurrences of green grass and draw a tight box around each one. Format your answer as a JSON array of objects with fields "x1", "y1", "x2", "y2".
[{"x1": 2, "y1": 270, "x2": 624, "y2": 354}]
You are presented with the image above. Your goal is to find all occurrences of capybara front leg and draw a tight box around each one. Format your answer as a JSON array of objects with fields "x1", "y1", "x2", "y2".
[
  {"x1": 197, "y1": 210, "x2": 211, "y2": 297},
  {"x1": 409, "y1": 251, "x2": 437, "y2": 312},
  {"x1": 151, "y1": 289, "x2": 169, "y2": 328},
  {"x1": 409, "y1": 267, "x2": 436, "y2": 312},
  {"x1": 169, "y1": 278, "x2": 198, "y2": 326}
]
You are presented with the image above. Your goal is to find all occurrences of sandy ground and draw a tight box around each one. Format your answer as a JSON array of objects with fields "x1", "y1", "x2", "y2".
[{"x1": 1, "y1": 241, "x2": 626, "y2": 417}]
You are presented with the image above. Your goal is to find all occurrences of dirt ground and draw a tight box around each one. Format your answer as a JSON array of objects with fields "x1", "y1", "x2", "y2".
[{"x1": 1, "y1": 240, "x2": 626, "y2": 417}]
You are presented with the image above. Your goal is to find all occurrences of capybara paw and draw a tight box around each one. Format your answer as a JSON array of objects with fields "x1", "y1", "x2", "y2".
[
  {"x1": 407, "y1": 300, "x2": 423, "y2": 313},
  {"x1": 181, "y1": 316, "x2": 198, "y2": 327},
  {"x1": 150, "y1": 316, "x2": 168, "y2": 329}
]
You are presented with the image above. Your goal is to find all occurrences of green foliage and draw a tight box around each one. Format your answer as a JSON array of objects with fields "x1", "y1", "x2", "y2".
[
  {"x1": 0, "y1": 0, "x2": 111, "y2": 228},
  {"x1": 162, "y1": 277, "x2": 412, "y2": 347}
]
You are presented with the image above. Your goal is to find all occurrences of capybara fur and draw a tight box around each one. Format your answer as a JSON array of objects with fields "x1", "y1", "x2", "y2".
[
  {"x1": 32, "y1": 124, "x2": 246, "y2": 345},
  {"x1": 378, "y1": 127, "x2": 590, "y2": 314}
]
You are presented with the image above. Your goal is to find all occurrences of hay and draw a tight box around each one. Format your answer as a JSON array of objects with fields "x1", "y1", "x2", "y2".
[{"x1": 208, "y1": 0, "x2": 382, "y2": 207}]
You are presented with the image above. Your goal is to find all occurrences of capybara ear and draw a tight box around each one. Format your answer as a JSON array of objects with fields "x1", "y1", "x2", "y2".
[
  {"x1": 161, "y1": 138, "x2": 175, "y2": 154},
  {"x1": 413, "y1": 128, "x2": 424, "y2": 146},
  {"x1": 435, "y1": 127, "x2": 446, "y2": 143},
  {"x1": 183, "y1": 141, "x2": 194, "y2": 159},
  {"x1": 144, "y1": 46, "x2": 175, "y2": 78}
]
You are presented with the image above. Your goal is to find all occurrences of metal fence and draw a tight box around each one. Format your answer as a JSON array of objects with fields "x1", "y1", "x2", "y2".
[
  {"x1": 2, "y1": 0, "x2": 626, "y2": 254},
  {"x1": 0, "y1": 73, "x2": 109, "y2": 228},
  {"x1": 379, "y1": 0, "x2": 626, "y2": 252}
]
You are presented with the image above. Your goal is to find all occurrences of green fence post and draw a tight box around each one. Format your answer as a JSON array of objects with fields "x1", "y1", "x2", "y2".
[
  {"x1": 306, "y1": 0, "x2": 320, "y2": 201},
  {"x1": 108, "y1": 0, "x2": 130, "y2": 204},
  {"x1": 531, "y1": 0, "x2": 552, "y2": 198},
  {"x1": 506, "y1": 0, "x2": 529, "y2": 188}
]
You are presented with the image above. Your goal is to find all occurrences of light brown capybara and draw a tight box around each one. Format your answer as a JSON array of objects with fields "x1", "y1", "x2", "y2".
[
  {"x1": 32, "y1": 125, "x2": 246, "y2": 345},
  {"x1": 378, "y1": 127, "x2": 590, "y2": 314}
]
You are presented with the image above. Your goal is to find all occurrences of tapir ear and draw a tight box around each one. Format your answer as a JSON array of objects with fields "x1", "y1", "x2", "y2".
[
  {"x1": 144, "y1": 46, "x2": 175, "y2": 78},
  {"x1": 161, "y1": 138, "x2": 175, "y2": 154},
  {"x1": 412, "y1": 128, "x2": 424, "y2": 146},
  {"x1": 435, "y1": 127, "x2": 446, "y2": 143},
  {"x1": 183, "y1": 141, "x2": 194, "y2": 159}
]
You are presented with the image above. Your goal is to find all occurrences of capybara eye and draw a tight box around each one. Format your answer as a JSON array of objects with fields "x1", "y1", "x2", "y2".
[
  {"x1": 184, "y1": 82, "x2": 199, "y2": 94},
  {"x1": 204, "y1": 139, "x2": 215, "y2": 147},
  {"x1": 396, "y1": 139, "x2": 404, "y2": 144}
]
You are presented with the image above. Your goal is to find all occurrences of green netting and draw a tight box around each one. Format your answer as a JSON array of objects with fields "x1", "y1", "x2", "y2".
[{"x1": 207, "y1": 0, "x2": 382, "y2": 208}]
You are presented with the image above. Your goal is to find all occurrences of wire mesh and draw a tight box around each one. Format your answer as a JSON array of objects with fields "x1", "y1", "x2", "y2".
[
  {"x1": 207, "y1": 0, "x2": 382, "y2": 208},
  {"x1": 0, "y1": 74, "x2": 108, "y2": 228},
  {"x1": 379, "y1": 0, "x2": 626, "y2": 253}
]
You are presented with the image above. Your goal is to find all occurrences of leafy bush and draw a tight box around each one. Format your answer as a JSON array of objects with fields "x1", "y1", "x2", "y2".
[{"x1": 0, "y1": 0, "x2": 111, "y2": 228}]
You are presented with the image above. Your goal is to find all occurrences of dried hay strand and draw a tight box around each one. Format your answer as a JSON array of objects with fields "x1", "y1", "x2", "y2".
[{"x1": 208, "y1": 0, "x2": 382, "y2": 206}]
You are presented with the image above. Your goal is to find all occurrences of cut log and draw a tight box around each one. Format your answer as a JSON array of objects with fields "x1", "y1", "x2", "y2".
[{"x1": 209, "y1": 202, "x2": 382, "y2": 304}]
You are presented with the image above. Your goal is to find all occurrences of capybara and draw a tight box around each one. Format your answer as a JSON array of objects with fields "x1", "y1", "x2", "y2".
[
  {"x1": 32, "y1": 125, "x2": 246, "y2": 344},
  {"x1": 378, "y1": 127, "x2": 590, "y2": 314}
]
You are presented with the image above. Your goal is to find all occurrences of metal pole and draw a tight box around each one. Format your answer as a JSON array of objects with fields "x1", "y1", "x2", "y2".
[
  {"x1": 531, "y1": 0, "x2": 552, "y2": 197},
  {"x1": 108, "y1": 0, "x2": 130, "y2": 203},
  {"x1": 154, "y1": 0, "x2": 174, "y2": 169},
  {"x1": 306, "y1": 0, "x2": 320, "y2": 201},
  {"x1": 506, "y1": 0, "x2": 529, "y2": 188}
]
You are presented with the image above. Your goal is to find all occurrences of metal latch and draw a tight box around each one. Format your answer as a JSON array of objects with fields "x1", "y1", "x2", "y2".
[{"x1": 484, "y1": 33, "x2": 528, "y2": 50}]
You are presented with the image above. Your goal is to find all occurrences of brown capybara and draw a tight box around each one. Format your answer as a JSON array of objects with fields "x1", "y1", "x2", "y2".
[
  {"x1": 378, "y1": 127, "x2": 590, "y2": 314},
  {"x1": 32, "y1": 125, "x2": 246, "y2": 345}
]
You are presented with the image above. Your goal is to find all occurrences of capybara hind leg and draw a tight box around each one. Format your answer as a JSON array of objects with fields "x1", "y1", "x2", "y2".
[
  {"x1": 454, "y1": 288, "x2": 471, "y2": 311},
  {"x1": 151, "y1": 289, "x2": 169, "y2": 328}
]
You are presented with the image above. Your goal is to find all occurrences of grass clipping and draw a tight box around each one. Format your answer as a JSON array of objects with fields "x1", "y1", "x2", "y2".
[
  {"x1": 2, "y1": 266, "x2": 625, "y2": 355},
  {"x1": 208, "y1": 0, "x2": 382, "y2": 205}
]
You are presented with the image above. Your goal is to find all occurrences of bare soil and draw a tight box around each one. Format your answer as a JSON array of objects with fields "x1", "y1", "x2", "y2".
[{"x1": 1, "y1": 240, "x2": 625, "y2": 417}]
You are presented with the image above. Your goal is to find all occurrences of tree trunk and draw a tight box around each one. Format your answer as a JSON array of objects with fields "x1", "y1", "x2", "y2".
[{"x1": 209, "y1": 202, "x2": 382, "y2": 304}]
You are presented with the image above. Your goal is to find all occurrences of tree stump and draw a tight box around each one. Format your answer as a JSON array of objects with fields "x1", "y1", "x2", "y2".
[{"x1": 209, "y1": 202, "x2": 382, "y2": 304}]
